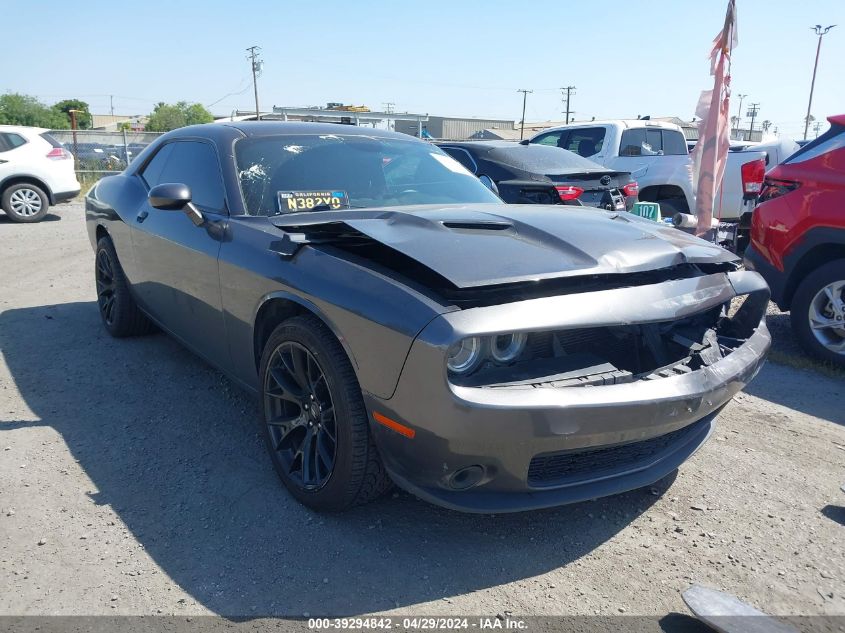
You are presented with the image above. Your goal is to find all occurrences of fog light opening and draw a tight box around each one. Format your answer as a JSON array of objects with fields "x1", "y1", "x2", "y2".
[{"x1": 449, "y1": 465, "x2": 485, "y2": 490}]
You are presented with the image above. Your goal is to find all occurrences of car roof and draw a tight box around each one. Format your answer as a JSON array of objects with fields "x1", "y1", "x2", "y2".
[
  {"x1": 208, "y1": 121, "x2": 421, "y2": 141},
  {"x1": 0, "y1": 124, "x2": 48, "y2": 135},
  {"x1": 530, "y1": 119, "x2": 681, "y2": 136}
]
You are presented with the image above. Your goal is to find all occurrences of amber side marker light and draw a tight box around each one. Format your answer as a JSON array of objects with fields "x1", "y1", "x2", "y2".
[{"x1": 373, "y1": 411, "x2": 416, "y2": 439}]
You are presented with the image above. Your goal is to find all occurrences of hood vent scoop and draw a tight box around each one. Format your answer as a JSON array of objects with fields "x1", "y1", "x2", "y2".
[{"x1": 442, "y1": 221, "x2": 512, "y2": 231}]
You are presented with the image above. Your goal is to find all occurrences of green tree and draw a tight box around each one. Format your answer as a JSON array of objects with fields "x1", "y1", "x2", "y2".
[
  {"x1": 0, "y1": 93, "x2": 68, "y2": 128},
  {"x1": 183, "y1": 102, "x2": 213, "y2": 126},
  {"x1": 52, "y1": 99, "x2": 93, "y2": 129},
  {"x1": 145, "y1": 101, "x2": 213, "y2": 132}
]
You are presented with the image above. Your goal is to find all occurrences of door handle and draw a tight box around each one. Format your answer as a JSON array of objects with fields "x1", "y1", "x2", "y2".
[{"x1": 136, "y1": 210, "x2": 149, "y2": 223}]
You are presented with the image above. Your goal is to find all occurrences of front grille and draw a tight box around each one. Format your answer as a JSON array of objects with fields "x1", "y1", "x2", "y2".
[{"x1": 527, "y1": 420, "x2": 706, "y2": 487}]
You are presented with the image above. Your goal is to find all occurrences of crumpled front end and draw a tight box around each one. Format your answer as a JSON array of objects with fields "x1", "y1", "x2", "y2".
[{"x1": 365, "y1": 269, "x2": 770, "y2": 513}]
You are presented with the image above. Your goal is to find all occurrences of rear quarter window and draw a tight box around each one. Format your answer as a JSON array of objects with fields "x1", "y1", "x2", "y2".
[
  {"x1": 0, "y1": 132, "x2": 27, "y2": 152},
  {"x1": 662, "y1": 130, "x2": 688, "y2": 155},
  {"x1": 39, "y1": 133, "x2": 64, "y2": 149}
]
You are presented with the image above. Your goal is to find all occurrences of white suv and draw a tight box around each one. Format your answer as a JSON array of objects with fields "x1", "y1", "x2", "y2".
[
  {"x1": 528, "y1": 119, "x2": 694, "y2": 215},
  {"x1": 0, "y1": 125, "x2": 80, "y2": 223}
]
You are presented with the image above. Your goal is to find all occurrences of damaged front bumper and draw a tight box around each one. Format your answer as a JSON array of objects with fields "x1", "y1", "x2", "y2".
[{"x1": 366, "y1": 270, "x2": 770, "y2": 513}]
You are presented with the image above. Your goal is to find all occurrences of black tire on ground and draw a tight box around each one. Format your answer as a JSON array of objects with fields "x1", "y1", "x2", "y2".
[
  {"x1": 95, "y1": 236, "x2": 155, "y2": 337},
  {"x1": 258, "y1": 315, "x2": 392, "y2": 511},
  {"x1": 1, "y1": 183, "x2": 50, "y2": 223},
  {"x1": 790, "y1": 259, "x2": 845, "y2": 368}
]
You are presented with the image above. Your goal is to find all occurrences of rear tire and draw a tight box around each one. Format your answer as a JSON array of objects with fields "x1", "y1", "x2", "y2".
[
  {"x1": 258, "y1": 315, "x2": 391, "y2": 511},
  {"x1": 95, "y1": 236, "x2": 155, "y2": 337},
  {"x1": 790, "y1": 259, "x2": 845, "y2": 367},
  {"x1": 2, "y1": 183, "x2": 49, "y2": 223}
]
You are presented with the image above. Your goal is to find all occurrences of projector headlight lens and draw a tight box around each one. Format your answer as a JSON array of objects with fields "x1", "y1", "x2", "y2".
[
  {"x1": 446, "y1": 337, "x2": 483, "y2": 374},
  {"x1": 490, "y1": 332, "x2": 527, "y2": 363}
]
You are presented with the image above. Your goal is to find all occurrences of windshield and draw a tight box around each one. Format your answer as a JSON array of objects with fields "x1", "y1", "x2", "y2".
[{"x1": 235, "y1": 134, "x2": 500, "y2": 216}]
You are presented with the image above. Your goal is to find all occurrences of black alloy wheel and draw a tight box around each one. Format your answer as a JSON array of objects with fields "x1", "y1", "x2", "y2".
[
  {"x1": 94, "y1": 236, "x2": 154, "y2": 337},
  {"x1": 258, "y1": 315, "x2": 392, "y2": 511},
  {"x1": 96, "y1": 248, "x2": 117, "y2": 327},
  {"x1": 264, "y1": 341, "x2": 338, "y2": 490}
]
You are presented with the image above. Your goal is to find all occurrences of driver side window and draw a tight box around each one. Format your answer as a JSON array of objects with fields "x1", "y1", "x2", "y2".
[{"x1": 141, "y1": 141, "x2": 225, "y2": 212}]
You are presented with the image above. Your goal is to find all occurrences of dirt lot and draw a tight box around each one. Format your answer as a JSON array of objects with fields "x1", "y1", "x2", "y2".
[{"x1": 1, "y1": 203, "x2": 843, "y2": 624}]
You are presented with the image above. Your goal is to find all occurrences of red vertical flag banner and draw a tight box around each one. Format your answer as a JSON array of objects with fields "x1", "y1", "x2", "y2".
[{"x1": 691, "y1": 0, "x2": 738, "y2": 236}]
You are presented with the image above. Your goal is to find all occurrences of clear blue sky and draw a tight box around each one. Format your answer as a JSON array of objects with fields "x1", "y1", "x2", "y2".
[{"x1": 2, "y1": 0, "x2": 842, "y2": 138}]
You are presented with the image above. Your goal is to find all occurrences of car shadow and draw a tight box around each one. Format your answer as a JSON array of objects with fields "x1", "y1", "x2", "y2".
[
  {"x1": 1, "y1": 301, "x2": 669, "y2": 617},
  {"x1": 820, "y1": 505, "x2": 845, "y2": 527},
  {"x1": 658, "y1": 613, "x2": 713, "y2": 633},
  {"x1": 0, "y1": 212, "x2": 62, "y2": 224},
  {"x1": 742, "y1": 362, "x2": 844, "y2": 427}
]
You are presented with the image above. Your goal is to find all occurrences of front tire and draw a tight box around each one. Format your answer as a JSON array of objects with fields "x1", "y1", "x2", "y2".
[
  {"x1": 2, "y1": 183, "x2": 49, "y2": 223},
  {"x1": 95, "y1": 236, "x2": 154, "y2": 337},
  {"x1": 791, "y1": 259, "x2": 845, "y2": 367},
  {"x1": 258, "y1": 315, "x2": 391, "y2": 511}
]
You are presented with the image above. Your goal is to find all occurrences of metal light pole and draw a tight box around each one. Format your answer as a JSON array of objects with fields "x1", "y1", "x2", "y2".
[
  {"x1": 247, "y1": 46, "x2": 263, "y2": 121},
  {"x1": 517, "y1": 89, "x2": 532, "y2": 140},
  {"x1": 733, "y1": 93, "x2": 747, "y2": 138},
  {"x1": 803, "y1": 25, "x2": 836, "y2": 140}
]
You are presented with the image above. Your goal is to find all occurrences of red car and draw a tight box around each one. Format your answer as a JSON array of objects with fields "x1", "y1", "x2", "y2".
[{"x1": 744, "y1": 114, "x2": 845, "y2": 366}]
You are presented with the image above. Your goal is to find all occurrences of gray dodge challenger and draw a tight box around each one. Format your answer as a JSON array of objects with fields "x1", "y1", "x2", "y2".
[{"x1": 85, "y1": 122, "x2": 770, "y2": 513}]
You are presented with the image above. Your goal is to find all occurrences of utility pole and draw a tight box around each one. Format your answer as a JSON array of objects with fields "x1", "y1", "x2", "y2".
[
  {"x1": 382, "y1": 102, "x2": 395, "y2": 131},
  {"x1": 246, "y1": 45, "x2": 263, "y2": 121},
  {"x1": 517, "y1": 89, "x2": 532, "y2": 140},
  {"x1": 733, "y1": 93, "x2": 747, "y2": 138},
  {"x1": 747, "y1": 103, "x2": 760, "y2": 140},
  {"x1": 813, "y1": 121, "x2": 822, "y2": 137},
  {"x1": 561, "y1": 86, "x2": 576, "y2": 124},
  {"x1": 804, "y1": 25, "x2": 836, "y2": 140},
  {"x1": 110, "y1": 95, "x2": 114, "y2": 117}
]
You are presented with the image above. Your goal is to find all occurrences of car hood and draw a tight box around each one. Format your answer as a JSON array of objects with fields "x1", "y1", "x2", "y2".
[{"x1": 270, "y1": 203, "x2": 738, "y2": 289}]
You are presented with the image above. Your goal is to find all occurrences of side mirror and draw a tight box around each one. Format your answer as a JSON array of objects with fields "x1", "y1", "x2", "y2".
[
  {"x1": 478, "y1": 174, "x2": 499, "y2": 195},
  {"x1": 148, "y1": 183, "x2": 204, "y2": 226},
  {"x1": 149, "y1": 182, "x2": 192, "y2": 210}
]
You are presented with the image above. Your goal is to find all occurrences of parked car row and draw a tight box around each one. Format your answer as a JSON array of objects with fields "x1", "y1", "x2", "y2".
[
  {"x1": 527, "y1": 118, "x2": 776, "y2": 224},
  {"x1": 5, "y1": 114, "x2": 842, "y2": 373},
  {"x1": 435, "y1": 140, "x2": 638, "y2": 210},
  {"x1": 74, "y1": 142, "x2": 149, "y2": 169}
]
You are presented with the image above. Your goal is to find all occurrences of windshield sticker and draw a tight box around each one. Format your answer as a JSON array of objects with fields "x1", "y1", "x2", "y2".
[{"x1": 277, "y1": 191, "x2": 349, "y2": 213}]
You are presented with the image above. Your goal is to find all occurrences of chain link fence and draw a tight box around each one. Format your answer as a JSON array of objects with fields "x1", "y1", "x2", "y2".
[{"x1": 48, "y1": 130, "x2": 163, "y2": 189}]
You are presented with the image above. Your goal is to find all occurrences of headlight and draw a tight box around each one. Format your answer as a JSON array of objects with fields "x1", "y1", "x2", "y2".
[
  {"x1": 446, "y1": 336, "x2": 484, "y2": 374},
  {"x1": 490, "y1": 332, "x2": 527, "y2": 363}
]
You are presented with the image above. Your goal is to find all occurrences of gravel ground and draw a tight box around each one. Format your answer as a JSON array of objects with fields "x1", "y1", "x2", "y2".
[{"x1": 1, "y1": 203, "x2": 843, "y2": 623}]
